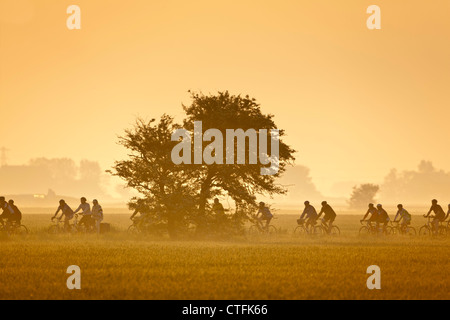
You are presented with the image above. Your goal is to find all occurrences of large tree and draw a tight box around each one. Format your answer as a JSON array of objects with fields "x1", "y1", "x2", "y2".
[{"x1": 110, "y1": 91, "x2": 296, "y2": 237}]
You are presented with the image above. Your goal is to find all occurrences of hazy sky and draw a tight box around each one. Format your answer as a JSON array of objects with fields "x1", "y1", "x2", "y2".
[{"x1": 1, "y1": 0, "x2": 449, "y2": 197}]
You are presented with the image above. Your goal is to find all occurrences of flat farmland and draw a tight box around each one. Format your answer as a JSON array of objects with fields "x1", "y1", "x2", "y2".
[{"x1": 0, "y1": 212, "x2": 448, "y2": 300}]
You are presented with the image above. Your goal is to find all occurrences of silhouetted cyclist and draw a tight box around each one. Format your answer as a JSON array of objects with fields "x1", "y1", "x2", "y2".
[
  {"x1": 212, "y1": 198, "x2": 225, "y2": 214},
  {"x1": 7, "y1": 200, "x2": 22, "y2": 226},
  {"x1": 444, "y1": 204, "x2": 450, "y2": 221},
  {"x1": 361, "y1": 203, "x2": 378, "y2": 226},
  {"x1": 298, "y1": 201, "x2": 318, "y2": 230},
  {"x1": 92, "y1": 199, "x2": 103, "y2": 234},
  {"x1": 256, "y1": 202, "x2": 273, "y2": 230},
  {"x1": 130, "y1": 199, "x2": 151, "y2": 228},
  {"x1": 212, "y1": 198, "x2": 226, "y2": 224},
  {"x1": 317, "y1": 201, "x2": 336, "y2": 234},
  {"x1": 393, "y1": 204, "x2": 411, "y2": 231},
  {"x1": 74, "y1": 197, "x2": 93, "y2": 230},
  {"x1": 52, "y1": 199, "x2": 75, "y2": 231},
  {"x1": 0, "y1": 196, "x2": 14, "y2": 227},
  {"x1": 424, "y1": 199, "x2": 445, "y2": 234},
  {"x1": 376, "y1": 204, "x2": 390, "y2": 232}
]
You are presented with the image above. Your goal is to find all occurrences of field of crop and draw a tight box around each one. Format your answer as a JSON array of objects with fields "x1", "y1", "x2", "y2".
[{"x1": 0, "y1": 211, "x2": 449, "y2": 300}]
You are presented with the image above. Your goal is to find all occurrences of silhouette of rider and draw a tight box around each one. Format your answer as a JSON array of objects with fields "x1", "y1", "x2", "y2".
[
  {"x1": 52, "y1": 199, "x2": 75, "y2": 231},
  {"x1": 7, "y1": 199, "x2": 22, "y2": 226},
  {"x1": 299, "y1": 201, "x2": 318, "y2": 230},
  {"x1": 317, "y1": 201, "x2": 336, "y2": 234},
  {"x1": 0, "y1": 196, "x2": 14, "y2": 227},
  {"x1": 74, "y1": 197, "x2": 93, "y2": 230},
  {"x1": 361, "y1": 203, "x2": 378, "y2": 226},
  {"x1": 424, "y1": 199, "x2": 445, "y2": 234}
]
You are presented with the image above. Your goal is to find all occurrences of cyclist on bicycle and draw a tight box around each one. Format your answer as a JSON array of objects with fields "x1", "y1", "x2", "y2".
[
  {"x1": 0, "y1": 196, "x2": 14, "y2": 227},
  {"x1": 361, "y1": 203, "x2": 378, "y2": 226},
  {"x1": 444, "y1": 204, "x2": 450, "y2": 221},
  {"x1": 52, "y1": 199, "x2": 75, "y2": 231},
  {"x1": 298, "y1": 201, "x2": 318, "y2": 230},
  {"x1": 130, "y1": 198, "x2": 156, "y2": 231},
  {"x1": 73, "y1": 197, "x2": 93, "y2": 230},
  {"x1": 393, "y1": 204, "x2": 411, "y2": 231},
  {"x1": 376, "y1": 204, "x2": 390, "y2": 232},
  {"x1": 256, "y1": 202, "x2": 273, "y2": 231},
  {"x1": 212, "y1": 198, "x2": 226, "y2": 224},
  {"x1": 212, "y1": 198, "x2": 225, "y2": 214},
  {"x1": 317, "y1": 201, "x2": 336, "y2": 234},
  {"x1": 91, "y1": 199, "x2": 104, "y2": 234},
  {"x1": 7, "y1": 200, "x2": 22, "y2": 226},
  {"x1": 424, "y1": 199, "x2": 445, "y2": 234}
]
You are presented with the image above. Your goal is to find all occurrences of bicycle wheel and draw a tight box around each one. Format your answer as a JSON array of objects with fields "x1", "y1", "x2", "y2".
[
  {"x1": 68, "y1": 224, "x2": 78, "y2": 233},
  {"x1": 14, "y1": 225, "x2": 28, "y2": 236},
  {"x1": 48, "y1": 225, "x2": 60, "y2": 234},
  {"x1": 390, "y1": 227, "x2": 400, "y2": 235},
  {"x1": 128, "y1": 225, "x2": 139, "y2": 234},
  {"x1": 438, "y1": 226, "x2": 447, "y2": 236},
  {"x1": 268, "y1": 225, "x2": 277, "y2": 235},
  {"x1": 384, "y1": 226, "x2": 393, "y2": 235},
  {"x1": 312, "y1": 225, "x2": 323, "y2": 236},
  {"x1": 76, "y1": 225, "x2": 88, "y2": 234},
  {"x1": 419, "y1": 226, "x2": 431, "y2": 236},
  {"x1": 330, "y1": 226, "x2": 340, "y2": 236},
  {"x1": 248, "y1": 225, "x2": 260, "y2": 236},
  {"x1": 405, "y1": 226, "x2": 416, "y2": 236},
  {"x1": 293, "y1": 225, "x2": 307, "y2": 237},
  {"x1": 359, "y1": 226, "x2": 370, "y2": 235}
]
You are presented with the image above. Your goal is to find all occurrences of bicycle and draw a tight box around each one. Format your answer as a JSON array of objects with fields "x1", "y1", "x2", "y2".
[
  {"x1": 0, "y1": 219, "x2": 28, "y2": 236},
  {"x1": 128, "y1": 217, "x2": 150, "y2": 234},
  {"x1": 445, "y1": 220, "x2": 450, "y2": 235},
  {"x1": 419, "y1": 216, "x2": 446, "y2": 236},
  {"x1": 390, "y1": 221, "x2": 416, "y2": 236},
  {"x1": 315, "y1": 218, "x2": 340, "y2": 236},
  {"x1": 48, "y1": 214, "x2": 79, "y2": 234},
  {"x1": 247, "y1": 215, "x2": 277, "y2": 236},
  {"x1": 76, "y1": 214, "x2": 99, "y2": 234},
  {"x1": 128, "y1": 217, "x2": 166, "y2": 236},
  {"x1": 359, "y1": 220, "x2": 391, "y2": 235},
  {"x1": 293, "y1": 218, "x2": 322, "y2": 236}
]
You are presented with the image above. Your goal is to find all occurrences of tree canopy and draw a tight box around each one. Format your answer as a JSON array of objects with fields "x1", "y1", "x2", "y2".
[
  {"x1": 348, "y1": 183, "x2": 379, "y2": 209},
  {"x1": 109, "y1": 91, "x2": 296, "y2": 238}
]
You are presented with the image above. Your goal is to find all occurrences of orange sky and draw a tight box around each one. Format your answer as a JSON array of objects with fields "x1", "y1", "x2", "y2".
[{"x1": 1, "y1": 0, "x2": 449, "y2": 197}]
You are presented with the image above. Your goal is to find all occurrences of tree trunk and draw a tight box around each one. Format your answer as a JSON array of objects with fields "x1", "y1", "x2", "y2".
[
  {"x1": 198, "y1": 171, "x2": 213, "y2": 216},
  {"x1": 167, "y1": 210, "x2": 177, "y2": 239}
]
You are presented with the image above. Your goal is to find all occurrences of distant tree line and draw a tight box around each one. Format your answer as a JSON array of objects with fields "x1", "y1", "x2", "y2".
[
  {"x1": 0, "y1": 158, "x2": 106, "y2": 198},
  {"x1": 380, "y1": 160, "x2": 450, "y2": 204},
  {"x1": 348, "y1": 160, "x2": 450, "y2": 208}
]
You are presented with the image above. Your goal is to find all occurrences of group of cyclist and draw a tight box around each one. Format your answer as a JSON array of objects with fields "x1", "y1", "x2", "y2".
[
  {"x1": 296, "y1": 201, "x2": 337, "y2": 234},
  {"x1": 4, "y1": 194, "x2": 450, "y2": 236},
  {"x1": 1, "y1": 195, "x2": 105, "y2": 233},
  {"x1": 254, "y1": 200, "x2": 337, "y2": 234},
  {"x1": 361, "y1": 203, "x2": 392, "y2": 232},
  {"x1": 254, "y1": 198, "x2": 450, "y2": 235},
  {"x1": 0, "y1": 196, "x2": 23, "y2": 230},
  {"x1": 51, "y1": 197, "x2": 104, "y2": 233},
  {"x1": 360, "y1": 199, "x2": 450, "y2": 234}
]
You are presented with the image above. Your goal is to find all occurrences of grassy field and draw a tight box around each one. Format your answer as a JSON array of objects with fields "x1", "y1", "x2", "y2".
[{"x1": 0, "y1": 212, "x2": 449, "y2": 300}]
